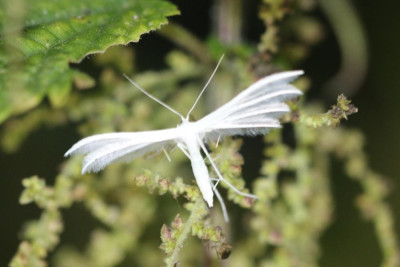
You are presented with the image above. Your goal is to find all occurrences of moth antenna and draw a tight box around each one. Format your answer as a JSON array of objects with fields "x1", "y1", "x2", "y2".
[
  {"x1": 186, "y1": 54, "x2": 225, "y2": 119},
  {"x1": 162, "y1": 147, "x2": 171, "y2": 162},
  {"x1": 123, "y1": 74, "x2": 184, "y2": 120},
  {"x1": 177, "y1": 143, "x2": 191, "y2": 160}
]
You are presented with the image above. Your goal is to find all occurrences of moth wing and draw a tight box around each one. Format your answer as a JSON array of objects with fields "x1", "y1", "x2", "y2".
[
  {"x1": 65, "y1": 128, "x2": 180, "y2": 174},
  {"x1": 196, "y1": 70, "x2": 303, "y2": 140}
]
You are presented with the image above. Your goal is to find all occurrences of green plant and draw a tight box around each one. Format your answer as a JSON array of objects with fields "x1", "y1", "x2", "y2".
[{"x1": 1, "y1": 1, "x2": 398, "y2": 266}]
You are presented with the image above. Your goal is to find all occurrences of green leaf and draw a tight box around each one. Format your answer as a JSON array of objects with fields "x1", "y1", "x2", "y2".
[{"x1": 0, "y1": 0, "x2": 179, "y2": 123}]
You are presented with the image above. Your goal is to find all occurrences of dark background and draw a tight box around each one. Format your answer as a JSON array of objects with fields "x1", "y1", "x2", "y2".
[
  {"x1": 1, "y1": 0, "x2": 400, "y2": 266},
  {"x1": 320, "y1": 0, "x2": 400, "y2": 266}
]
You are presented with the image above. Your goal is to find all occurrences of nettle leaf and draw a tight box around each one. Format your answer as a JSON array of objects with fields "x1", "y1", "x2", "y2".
[{"x1": 0, "y1": 0, "x2": 179, "y2": 123}]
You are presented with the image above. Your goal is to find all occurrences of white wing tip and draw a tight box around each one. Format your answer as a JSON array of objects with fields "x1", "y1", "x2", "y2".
[
  {"x1": 274, "y1": 69, "x2": 304, "y2": 80},
  {"x1": 64, "y1": 141, "x2": 83, "y2": 157},
  {"x1": 81, "y1": 162, "x2": 100, "y2": 174},
  {"x1": 292, "y1": 69, "x2": 304, "y2": 75},
  {"x1": 81, "y1": 166, "x2": 89, "y2": 174},
  {"x1": 282, "y1": 69, "x2": 304, "y2": 76},
  {"x1": 64, "y1": 148, "x2": 73, "y2": 157}
]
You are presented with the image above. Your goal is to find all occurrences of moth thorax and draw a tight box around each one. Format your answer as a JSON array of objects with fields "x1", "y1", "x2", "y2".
[{"x1": 177, "y1": 120, "x2": 202, "y2": 138}]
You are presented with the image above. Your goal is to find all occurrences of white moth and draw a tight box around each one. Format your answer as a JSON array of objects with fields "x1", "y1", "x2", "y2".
[{"x1": 65, "y1": 57, "x2": 303, "y2": 220}]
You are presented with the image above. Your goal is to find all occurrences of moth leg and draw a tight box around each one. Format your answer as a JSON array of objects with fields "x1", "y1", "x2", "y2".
[
  {"x1": 177, "y1": 143, "x2": 191, "y2": 160},
  {"x1": 203, "y1": 154, "x2": 221, "y2": 163},
  {"x1": 162, "y1": 147, "x2": 171, "y2": 162},
  {"x1": 213, "y1": 177, "x2": 222, "y2": 189},
  {"x1": 210, "y1": 177, "x2": 222, "y2": 189},
  {"x1": 216, "y1": 135, "x2": 222, "y2": 148},
  {"x1": 198, "y1": 138, "x2": 258, "y2": 199},
  {"x1": 212, "y1": 184, "x2": 229, "y2": 222}
]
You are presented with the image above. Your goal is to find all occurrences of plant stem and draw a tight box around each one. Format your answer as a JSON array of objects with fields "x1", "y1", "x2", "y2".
[
  {"x1": 159, "y1": 23, "x2": 212, "y2": 65},
  {"x1": 213, "y1": 0, "x2": 243, "y2": 44},
  {"x1": 166, "y1": 198, "x2": 206, "y2": 267}
]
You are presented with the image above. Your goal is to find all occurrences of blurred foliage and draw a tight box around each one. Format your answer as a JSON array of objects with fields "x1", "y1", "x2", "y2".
[
  {"x1": 299, "y1": 94, "x2": 358, "y2": 128},
  {"x1": 2, "y1": 0, "x2": 399, "y2": 267},
  {"x1": 0, "y1": 0, "x2": 179, "y2": 123}
]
